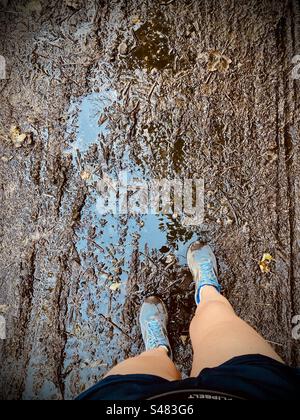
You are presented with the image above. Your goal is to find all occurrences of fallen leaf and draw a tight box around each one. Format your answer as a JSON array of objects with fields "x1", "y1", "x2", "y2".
[
  {"x1": 80, "y1": 170, "x2": 91, "y2": 181},
  {"x1": 118, "y1": 41, "x2": 128, "y2": 56},
  {"x1": 180, "y1": 335, "x2": 188, "y2": 345},
  {"x1": 10, "y1": 126, "x2": 28, "y2": 148},
  {"x1": 74, "y1": 324, "x2": 82, "y2": 336},
  {"x1": 109, "y1": 282, "x2": 121, "y2": 292},
  {"x1": 165, "y1": 254, "x2": 176, "y2": 265},
  {"x1": 0, "y1": 305, "x2": 9, "y2": 314},
  {"x1": 199, "y1": 50, "x2": 232, "y2": 73},
  {"x1": 259, "y1": 253, "x2": 274, "y2": 274},
  {"x1": 132, "y1": 16, "x2": 141, "y2": 25},
  {"x1": 1, "y1": 156, "x2": 11, "y2": 163}
]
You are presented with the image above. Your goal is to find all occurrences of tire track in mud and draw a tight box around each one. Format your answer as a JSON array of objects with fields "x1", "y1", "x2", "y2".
[
  {"x1": 0, "y1": 0, "x2": 98, "y2": 399},
  {"x1": 286, "y1": 0, "x2": 300, "y2": 365}
]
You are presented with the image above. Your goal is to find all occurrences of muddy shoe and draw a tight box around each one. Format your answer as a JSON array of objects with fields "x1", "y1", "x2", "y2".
[
  {"x1": 187, "y1": 241, "x2": 221, "y2": 305},
  {"x1": 139, "y1": 296, "x2": 172, "y2": 359}
]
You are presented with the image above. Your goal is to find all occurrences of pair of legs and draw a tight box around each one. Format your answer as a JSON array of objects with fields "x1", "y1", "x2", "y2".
[{"x1": 105, "y1": 286, "x2": 283, "y2": 381}]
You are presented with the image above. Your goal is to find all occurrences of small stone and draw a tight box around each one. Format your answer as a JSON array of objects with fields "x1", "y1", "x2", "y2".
[{"x1": 118, "y1": 42, "x2": 128, "y2": 56}]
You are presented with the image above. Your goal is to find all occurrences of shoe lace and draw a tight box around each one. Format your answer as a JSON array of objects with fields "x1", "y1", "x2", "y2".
[
  {"x1": 147, "y1": 319, "x2": 165, "y2": 348},
  {"x1": 200, "y1": 259, "x2": 216, "y2": 280}
]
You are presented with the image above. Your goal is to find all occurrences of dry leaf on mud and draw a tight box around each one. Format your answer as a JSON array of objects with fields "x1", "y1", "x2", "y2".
[
  {"x1": 259, "y1": 253, "x2": 275, "y2": 274},
  {"x1": 10, "y1": 126, "x2": 28, "y2": 148},
  {"x1": 1, "y1": 156, "x2": 12, "y2": 163},
  {"x1": 0, "y1": 305, "x2": 9, "y2": 314},
  {"x1": 109, "y1": 282, "x2": 121, "y2": 292},
  {"x1": 131, "y1": 16, "x2": 141, "y2": 25},
  {"x1": 74, "y1": 324, "x2": 82, "y2": 336},
  {"x1": 180, "y1": 335, "x2": 188, "y2": 345},
  {"x1": 199, "y1": 50, "x2": 232, "y2": 73},
  {"x1": 208, "y1": 50, "x2": 232, "y2": 72},
  {"x1": 118, "y1": 41, "x2": 129, "y2": 56},
  {"x1": 165, "y1": 254, "x2": 176, "y2": 265},
  {"x1": 80, "y1": 170, "x2": 91, "y2": 181}
]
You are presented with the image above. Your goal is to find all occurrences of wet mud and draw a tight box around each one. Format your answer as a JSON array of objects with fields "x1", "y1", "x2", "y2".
[{"x1": 0, "y1": 0, "x2": 300, "y2": 399}]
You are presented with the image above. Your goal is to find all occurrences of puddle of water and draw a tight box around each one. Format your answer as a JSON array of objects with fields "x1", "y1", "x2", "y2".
[
  {"x1": 130, "y1": 16, "x2": 175, "y2": 71},
  {"x1": 64, "y1": 88, "x2": 200, "y2": 390},
  {"x1": 66, "y1": 89, "x2": 119, "y2": 158},
  {"x1": 66, "y1": 91, "x2": 198, "y2": 267}
]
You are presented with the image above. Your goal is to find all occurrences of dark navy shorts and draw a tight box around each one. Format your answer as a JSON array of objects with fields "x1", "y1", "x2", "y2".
[{"x1": 77, "y1": 354, "x2": 300, "y2": 400}]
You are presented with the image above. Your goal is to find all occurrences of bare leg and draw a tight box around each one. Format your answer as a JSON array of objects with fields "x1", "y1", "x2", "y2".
[
  {"x1": 104, "y1": 347, "x2": 181, "y2": 381},
  {"x1": 104, "y1": 296, "x2": 181, "y2": 381},
  {"x1": 190, "y1": 286, "x2": 284, "y2": 377}
]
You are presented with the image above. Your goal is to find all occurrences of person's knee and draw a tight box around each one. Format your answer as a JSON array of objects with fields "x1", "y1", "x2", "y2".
[
  {"x1": 137, "y1": 350, "x2": 177, "y2": 371},
  {"x1": 133, "y1": 351, "x2": 181, "y2": 380},
  {"x1": 190, "y1": 299, "x2": 235, "y2": 332},
  {"x1": 198, "y1": 296, "x2": 233, "y2": 315}
]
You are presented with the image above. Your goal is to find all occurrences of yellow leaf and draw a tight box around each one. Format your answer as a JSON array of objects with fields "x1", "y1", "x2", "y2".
[
  {"x1": 180, "y1": 335, "x2": 188, "y2": 345},
  {"x1": 165, "y1": 254, "x2": 176, "y2": 265},
  {"x1": 262, "y1": 253, "x2": 274, "y2": 262},
  {"x1": 132, "y1": 16, "x2": 141, "y2": 25},
  {"x1": 109, "y1": 283, "x2": 121, "y2": 292},
  {"x1": 80, "y1": 170, "x2": 91, "y2": 181},
  {"x1": 259, "y1": 253, "x2": 274, "y2": 274},
  {"x1": 0, "y1": 305, "x2": 9, "y2": 313},
  {"x1": 207, "y1": 50, "x2": 232, "y2": 73},
  {"x1": 10, "y1": 126, "x2": 20, "y2": 138},
  {"x1": 10, "y1": 126, "x2": 27, "y2": 148}
]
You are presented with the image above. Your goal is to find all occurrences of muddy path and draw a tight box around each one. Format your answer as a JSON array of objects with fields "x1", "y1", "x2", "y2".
[{"x1": 0, "y1": 0, "x2": 300, "y2": 400}]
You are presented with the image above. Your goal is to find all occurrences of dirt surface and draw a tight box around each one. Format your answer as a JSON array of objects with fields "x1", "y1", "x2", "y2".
[{"x1": 0, "y1": 0, "x2": 300, "y2": 400}]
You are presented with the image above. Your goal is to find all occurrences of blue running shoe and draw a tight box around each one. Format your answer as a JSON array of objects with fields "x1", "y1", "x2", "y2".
[
  {"x1": 187, "y1": 241, "x2": 221, "y2": 305},
  {"x1": 139, "y1": 296, "x2": 172, "y2": 359}
]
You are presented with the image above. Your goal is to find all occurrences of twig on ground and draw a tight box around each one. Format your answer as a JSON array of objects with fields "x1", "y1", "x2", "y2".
[
  {"x1": 148, "y1": 81, "x2": 158, "y2": 101},
  {"x1": 266, "y1": 340, "x2": 284, "y2": 347},
  {"x1": 160, "y1": 0, "x2": 176, "y2": 5},
  {"x1": 221, "y1": 191, "x2": 239, "y2": 226},
  {"x1": 99, "y1": 314, "x2": 131, "y2": 339}
]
